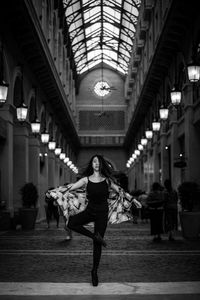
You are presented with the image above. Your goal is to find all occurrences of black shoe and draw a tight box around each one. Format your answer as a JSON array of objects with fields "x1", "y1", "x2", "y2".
[
  {"x1": 94, "y1": 232, "x2": 107, "y2": 247},
  {"x1": 91, "y1": 269, "x2": 98, "y2": 286}
]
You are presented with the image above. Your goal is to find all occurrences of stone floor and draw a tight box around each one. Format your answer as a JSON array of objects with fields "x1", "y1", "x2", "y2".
[{"x1": 0, "y1": 220, "x2": 200, "y2": 299}]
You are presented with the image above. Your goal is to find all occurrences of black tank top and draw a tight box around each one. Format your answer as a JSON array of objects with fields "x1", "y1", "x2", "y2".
[{"x1": 86, "y1": 178, "x2": 109, "y2": 212}]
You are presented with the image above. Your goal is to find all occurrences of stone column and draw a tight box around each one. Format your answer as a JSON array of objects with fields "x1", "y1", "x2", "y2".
[
  {"x1": 0, "y1": 104, "x2": 14, "y2": 215},
  {"x1": 38, "y1": 145, "x2": 49, "y2": 221},
  {"x1": 63, "y1": 164, "x2": 70, "y2": 184},
  {"x1": 13, "y1": 122, "x2": 29, "y2": 209},
  {"x1": 170, "y1": 107, "x2": 180, "y2": 189},
  {"x1": 29, "y1": 135, "x2": 40, "y2": 190},
  {"x1": 160, "y1": 123, "x2": 169, "y2": 185},
  {"x1": 60, "y1": 161, "x2": 65, "y2": 185},
  {"x1": 55, "y1": 156, "x2": 60, "y2": 186},
  {"x1": 48, "y1": 151, "x2": 56, "y2": 188},
  {"x1": 184, "y1": 85, "x2": 200, "y2": 183},
  {"x1": 152, "y1": 135, "x2": 160, "y2": 183}
]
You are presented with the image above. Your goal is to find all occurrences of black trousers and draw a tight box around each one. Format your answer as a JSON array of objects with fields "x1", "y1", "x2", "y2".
[{"x1": 68, "y1": 208, "x2": 108, "y2": 270}]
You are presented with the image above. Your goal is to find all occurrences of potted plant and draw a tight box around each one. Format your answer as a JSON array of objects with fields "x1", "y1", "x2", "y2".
[
  {"x1": 178, "y1": 181, "x2": 200, "y2": 239},
  {"x1": 0, "y1": 200, "x2": 11, "y2": 230},
  {"x1": 19, "y1": 182, "x2": 38, "y2": 230}
]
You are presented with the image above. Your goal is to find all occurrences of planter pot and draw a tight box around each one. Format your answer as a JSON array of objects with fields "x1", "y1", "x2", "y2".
[
  {"x1": 0, "y1": 210, "x2": 11, "y2": 230},
  {"x1": 19, "y1": 208, "x2": 38, "y2": 230},
  {"x1": 179, "y1": 211, "x2": 200, "y2": 240}
]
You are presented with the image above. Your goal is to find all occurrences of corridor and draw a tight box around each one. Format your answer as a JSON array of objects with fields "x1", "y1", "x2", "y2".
[{"x1": 0, "y1": 220, "x2": 200, "y2": 299}]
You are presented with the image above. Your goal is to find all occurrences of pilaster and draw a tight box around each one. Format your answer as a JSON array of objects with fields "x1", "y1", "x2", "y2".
[
  {"x1": 184, "y1": 85, "x2": 200, "y2": 183},
  {"x1": 13, "y1": 122, "x2": 29, "y2": 209},
  {"x1": 160, "y1": 124, "x2": 169, "y2": 184},
  {"x1": 29, "y1": 135, "x2": 40, "y2": 190},
  {"x1": 48, "y1": 151, "x2": 56, "y2": 188},
  {"x1": 0, "y1": 104, "x2": 14, "y2": 214}
]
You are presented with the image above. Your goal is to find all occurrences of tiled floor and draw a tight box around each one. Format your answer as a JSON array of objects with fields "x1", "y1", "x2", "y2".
[{"x1": 0, "y1": 220, "x2": 200, "y2": 299}]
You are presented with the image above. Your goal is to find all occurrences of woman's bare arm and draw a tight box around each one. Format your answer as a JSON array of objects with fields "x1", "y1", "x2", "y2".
[
  {"x1": 110, "y1": 180, "x2": 120, "y2": 193},
  {"x1": 68, "y1": 177, "x2": 87, "y2": 192}
]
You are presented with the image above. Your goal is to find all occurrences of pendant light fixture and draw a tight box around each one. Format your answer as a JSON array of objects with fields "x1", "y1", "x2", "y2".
[
  {"x1": 159, "y1": 105, "x2": 169, "y2": 120},
  {"x1": 16, "y1": 65, "x2": 28, "y2": 122},
  {"x1": 187, "y1": 45, "x2": 200, "y2": 82},
  {"x1": 145, "y1": 129, "x2": 153, "y2": 139},
  {"x1": 31, "y1": 87, "x2": 41, "y2": 135},
  {"x1": 141, "y1": 137, "x2": 148, "y2": 146},
  {"x1": 48, "y1": 140, "x2": 56, "y2": 151},
  {"x1": 170, "y1": 57, "x2": 182, "y2": 106},
  {"x1": 170, "y1": 86, "x2": 182, "y2": 106},
  {"x1": 55, "y1": 146, "x2": 62, "y2": 156},
  {"x1": 0, "y1": 41, "x2": 9, "y2": 106},
  {"x1": 41, "y1": 103, "x2": 49, "y2": 144},
  {"x1": 152, "y1": 119, "x2": 161, "y2": 132}
]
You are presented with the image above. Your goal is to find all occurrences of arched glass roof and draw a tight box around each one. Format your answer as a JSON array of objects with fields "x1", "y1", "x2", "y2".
[{"x1": 63, "y1": 0, "x2": 141, "y2": 75}]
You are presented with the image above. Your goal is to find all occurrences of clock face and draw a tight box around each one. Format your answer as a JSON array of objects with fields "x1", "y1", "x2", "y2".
[{"x1": 94, "y1": 81, "x2": 111, "y2": 97}]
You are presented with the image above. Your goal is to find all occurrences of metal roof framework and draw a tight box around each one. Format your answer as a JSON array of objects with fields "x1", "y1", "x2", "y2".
[{"x1": 63, "y1": 0, "x2": 140, "y2": 75}]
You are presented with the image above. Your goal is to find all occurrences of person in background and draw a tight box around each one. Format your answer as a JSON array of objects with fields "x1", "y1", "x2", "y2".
[
  {"x1": 146, "y1": 182, "x2": 165, "y2": 242},
  {"x1": 130, "y1": 190, "x2": 142, "y2": 224},
  {"x1": 164, "y1": 179, "x2": 178, "y2": 241},
  {"x1": 45, "y1": 187, "x2": 60, "y2": 229},
  {"x1": 138, "y1": 191, "x2": 149, "y2": 223}
]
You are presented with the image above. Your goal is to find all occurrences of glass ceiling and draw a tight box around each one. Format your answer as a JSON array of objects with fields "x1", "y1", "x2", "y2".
[{"x1": 63, "y1": 0, "x2": 141, "y2": 75}]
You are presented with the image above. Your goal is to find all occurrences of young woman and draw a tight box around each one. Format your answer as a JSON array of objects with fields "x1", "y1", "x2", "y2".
[{"x1": 47, "y1": 154, "x2": 141, "y2": 286}]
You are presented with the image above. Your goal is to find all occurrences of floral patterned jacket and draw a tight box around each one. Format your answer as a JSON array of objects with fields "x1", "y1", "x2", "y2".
[{"x1": 46, "y1": 184, "x2": 141, "y2": 225}]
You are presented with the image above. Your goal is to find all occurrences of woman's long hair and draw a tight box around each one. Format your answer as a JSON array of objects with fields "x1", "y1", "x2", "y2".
[{"x1": 81, "y1": 154, "x2": 115, "y2": 180}]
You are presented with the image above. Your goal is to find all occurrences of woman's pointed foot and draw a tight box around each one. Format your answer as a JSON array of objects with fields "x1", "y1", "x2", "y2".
[
  {"x1": 91, "y1": 269, "x2": 98, "y2": 286},
  {"x1": 94, "y1": 232, "x2": 107, "y2": 247}
]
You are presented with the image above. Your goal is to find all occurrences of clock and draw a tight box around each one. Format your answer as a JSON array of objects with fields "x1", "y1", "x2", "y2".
[{"x1": 94, "y1": 81, "x2": 111, "y2": 97}]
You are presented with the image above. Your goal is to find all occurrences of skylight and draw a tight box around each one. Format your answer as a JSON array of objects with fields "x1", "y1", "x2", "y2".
[{"x1": 63, "y1": 0, "x2": 141, "y2": 75}]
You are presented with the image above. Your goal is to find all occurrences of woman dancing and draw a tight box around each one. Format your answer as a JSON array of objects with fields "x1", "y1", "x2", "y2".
[{"x1": 47, "y1": 154, "x2": 141, "y2": 286}]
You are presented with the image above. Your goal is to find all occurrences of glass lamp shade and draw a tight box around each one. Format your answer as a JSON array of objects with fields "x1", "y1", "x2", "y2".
[
  {"x1": 59, "y1": 153, "x2": 66, "y2": 160},
  {"x1": 141, "y1": 138, "x2": 148, "y2": 146},
  {"x1": 132, "y1": 153, "x2": 137, "y2": 159},
  {"x1": 64, "y1": 157, "x2": 70, "y2": 163},
  {"x1": 138, "y1": 144, "x2": 144, "y2": 151},
  {"x1": 134, "y1": 149, "x2": 140, "y2": 156},
  {"x1": 70, "y1": 163, "x2": 74, "y2": 169},
  {"x1": 55, "y1": 147, "x2": 62, "y2": 156},
  {"x1": 152, "y1": 120, "x2": 161, "y2": 131},
  {"x1": 170, "y1": 89, "x2": 182, "y2": 106},
  {"x1": 41, "y1": 131, "x2": 50, "y2": 144},
  {"x1": 159, "y1": 107, "x2": 169, "y2": 120},
  {"x1": 145, "y1": 129, "x2": 153, "y2": 139},
  {"x1": 48, "y1": 141, "x2": 56, "y2": 150},
  {"x1": 187, "y1": 63, "x2": 200, "y2": 82},
  {"x1": 16, "y1": 103, "x2": 28, "y2": 122},
  {"x1": 67, "y1": 160, "x2": 72, "y2": 167},
  {"x1": 126, "y1": 163, "x2": 130, "y2": 168},
  {"x1": 31, "y1": 119, "x2": 41, "y2": 134},
  {"x1": 0, "y1": 81, "x2": 9, "y2": 104},
  {"x1": 130, "y1": 157, "x2": 134, "y2": 163}
]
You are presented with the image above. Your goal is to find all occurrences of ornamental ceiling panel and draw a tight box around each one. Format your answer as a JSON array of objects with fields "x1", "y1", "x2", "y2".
[{"x1": 63, "y1": 0, "x2": 141, "y2": 75}]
